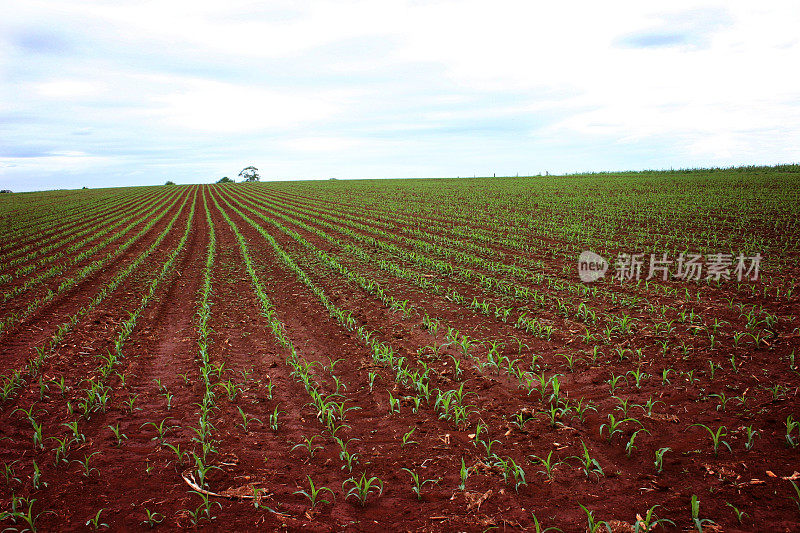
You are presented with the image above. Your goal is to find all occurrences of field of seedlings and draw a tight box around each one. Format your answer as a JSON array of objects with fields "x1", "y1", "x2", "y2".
[{"x1": 1, "y1": 167, "x2": 799, "y2": 531}]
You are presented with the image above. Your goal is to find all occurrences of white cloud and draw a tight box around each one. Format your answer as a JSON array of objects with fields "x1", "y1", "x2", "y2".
[
  {"x1": 1, "y1": 0, "x2": 799, "y2": 190},
  {"x1": 282, "y1": 136, "x2": 362, "y2": 153},
  {"x1": 35, "y1": 80, "x2": 103, "y2": 99},
  {"x1": 150, "y1": 79, "x2": 339, "y2": 133}
]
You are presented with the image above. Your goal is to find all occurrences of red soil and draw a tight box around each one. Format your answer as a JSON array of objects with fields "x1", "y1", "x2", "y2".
[{"x1": 1, "y1": 184, "x2": 798, "y2": 532}]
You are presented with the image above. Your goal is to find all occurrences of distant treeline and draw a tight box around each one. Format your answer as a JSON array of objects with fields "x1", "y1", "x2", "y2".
[{"x1": 560, "y1": 163, "x2": 800, "y2": 178}]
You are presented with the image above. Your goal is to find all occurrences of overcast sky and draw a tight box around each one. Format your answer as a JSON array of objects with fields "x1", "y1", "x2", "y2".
[{"x1": 1, "y1": 1, "x2": 798, "y2": 191}]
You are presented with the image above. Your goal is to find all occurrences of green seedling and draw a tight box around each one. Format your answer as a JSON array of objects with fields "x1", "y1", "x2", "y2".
[
  {"x1": 292, "y1": 435, "x2": 323, "y2": 458},
  {"x1": 61, "y1": 420, "x2": 86, "y2": 443},
  {"x1": 124, "y1": 394, "x2": 141, "y2": 413},
  {"x1": 85, "y1": 509, "x2": 108, "y2": 530},
  {"x1": 690, "y1": 495, "x2": 716, "y2": 532},
  {"x1": 599, "y1": 414, "x2": 642, "y2": 442},
  {"x1": 401, "y1": 467, "x2": 439, "y2": 500},
  {"x1": 725, "y1": 502, "x2": 747, "y2": 524},
  {"x1": 388, "y1": 392, "x2": 400, "y2": 414},
  {"x1": 786, "y1": 415, "x2": 799, "y2": 448},
  {"x1": 336, "y1": 437, "x2": 360, "y2": 472},
  {"x1": 458, "y1": 457, "x2": 470, "y2": 490},
  {"x1": 578, "y1": 503, "x2": 611, "y2": 533},
  {"x1": 141, "y1": 418, "x2": 175, "y2": 444},
  {"x1": 164, "y1": 443, "x2": 188, "y2": 466},
  {"x1": 141, "y1": 508, "x2": 165, "y2": 528},
  {"x1": 635, "y1": 396, "x2": 664, "y2": 416},
  {"x1": 107, "y1": 423, "x2": 127, "y2": 447},
  {"x1": 2, "y1": 460, "x2": 21, "y2": 485},
  {"x1": 188, "y1": 490, "x2": 221, "y2": 524},
  {"x1": 73, "y1": 451, "x2": 100, "y2": 477},
  {"x1": 269, "y1": 406, "x2": 283, "y2": 431},
  {"x1": 294, "y1": 475, "x2": 335, "y2": 508},
  {"x1": 236, "y1": 407, "x2": 263, "y2": 433},
  {"x1": 529, "y1": 450, "x2": 562, "y2": 480},
  {"x1": 31, "y1": 459, "x2": 46, "y2": 489},
  {"x1": 625, "y1": 429, "x2": 650, "y2": 457},
  {"x1": 743, "y1": 425, "x2": 759, "y2": 451},
  {"x1": 607, "y1": 373, "x2": 627, "y2": 394},
  {"x1": 401, "y1": 427, "x2": 418, "y2": 448},
  {"x1": 570, "y1": 441, "x2": 604, "y2": 480},
  {"x1": 633, "y1": 504, "x2": 674, "y2": 532},
  {"x1": 689, "y1": 424, "x2": 731, "y2": 456},
  {"x1": 343, "y1": 472, "x2": 384, "y2": 506}
]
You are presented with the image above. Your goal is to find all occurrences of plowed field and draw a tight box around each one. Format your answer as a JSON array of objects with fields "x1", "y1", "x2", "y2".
[{"x1": 1, "y1": 169, "x2": 799, "y2": 531}]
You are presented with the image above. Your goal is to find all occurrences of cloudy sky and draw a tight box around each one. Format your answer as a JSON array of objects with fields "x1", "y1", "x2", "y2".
[{"x1": 1, "y1": 1, "x2": 798, "y2": 191}]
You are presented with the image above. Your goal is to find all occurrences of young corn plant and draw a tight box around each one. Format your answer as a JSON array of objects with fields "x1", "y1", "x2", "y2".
[
  {"x1": 613, "y1": 396, "x2": 633, "y2": 418},
  {"x1": 571, "y1": 397, "x2": 597, "y2": 423},
  {"x1": 690, "y1": 495, "x2": 716, "y2": 532},
  {"x1": 607, "y1": 373, "x2": 627, "y2": 394},
  {"x1": 191, "y1": 453, "x2": 222, "y2": 489},
  {"x1": 124, "y1": 394, "x2": 140, "y2": 413},
  {"x1": 654, "y1": 447, "x2": 670, "y2": 473},
  {"x1": 141, "y1": 508, "x2": 165, "y2": 528},
  {"x1": 50, "y1": 436, "x2": 71, "y2": 465},
  {"x1": 107, "y1": 423, "x2": 127, "y2": 447},
  {"x1": 219, "y1": 379, "x2": 240, "y2": 401},
  {"x1": 631, "y1": 505, "x2": 674, "y2": 531},
  {"x1": 335, "y1": 437, "x2": 360, "y2": 472},
  {"x1": 73, "y1": 451, "x2": 100, "y2": 478},
  {"x1": 785, "y1": 415, "x2": 799, "y2": 448},
  {"x1": 141, "y1": 418, "x2": 175, "y2": 444},
  {"x1": 164, "y1": 443, "x2": 188, "y2": 467},
  {"x1": 625, "y1": 429, "x2": 650, "y2": 457},
  {"x1": 530, "y1": 512, "x2": 563, "y2": 533},
  {"x1": 292, "y1": 435, "x2": 324, "y2": 458},
  {"x1": 709, "y1": 392, "x2": 731, "y2": 412},
  {"x1": 634, "y1": 396, "x2": 664, "y2": 417},
  {"x1": 790, "y1": 480, "x2": 800, "y2": 513},
  {"x1": 3, "y1": 496, "x2": 43, "y2": 533},
  {"x1": 2, "y1": 460, "x2": 21, "y2": 485},
  {"x1": 401, "y1": 427, "x2": 418, "y2": 448},
  {"x1": 627, "y1": 367, "x2": 650, "y2": 389},
  {"x1": 511, "y1": 410, "x2": 535, "y2": 430},
  {"x1": 725, "y1": 502, "x2": 748, "y2": 524},
  {"x1": 15, "y1": 406, "x2": 45, "y2": 450},
  {"x1": 343, "y1": 472, "x2": 384, "y2": 507},
  {"x1": 540, "y1": 403, "x2": 566, "y2": 429},
  {"x1": 529, "y1": 450, "x2": 562, "y2": 480},
  {"x1": 31, "y1": 459, "x2": 46, "y2": 489},
  {"x1": 294, "y1": 475, "x2": 335, "y2": 508},
  {"x1": 480, "y1": 437, "x2": 501, "y2": 460},
  {"x1": 268, "y1": 406, "x2": 283, "y2": 431},
  {"x1": 689, "y1": 424, "x2": 731, "y2": 457},
  {"x1": 578, "y1": 503, "x2": 612, "y2": 533},
  {"x1": 743, "y1": 425, "x2": 759, "y2": 451},
  {"x1": 599, "y1": 414, "x2": 642, "y2": 442},
  {"x1": 401, "y1": 467, "x2": 439, "y2": 500},
  {"x1": 765, "y1": 383, "x2": 788, "y2": 401},
  {"x1": 494, "y1": 456, "x2": 527, "y2": 492},
  {"x1": 458, "y1": 457, "x2": 470, "y2": 490},
  {"x1": 264, "y1": 377, "x2": 275, "y2": 399},
  {"x1": 570, "y1": 441, "x2": 604, "y2": 480},
  {"x1": 236, "y1": 407, "x2": 263, "y2": 433},
  {"x1": 187, "y1": 490, "x2": 222, "y2": 525},
  {"x1": 162, "y1": 391, "x2": 174, "y2": 411},
  {"x1": 388, "y1": 392, "x2": 400, "y2": 414},
  {"x1": 85, "y1": 509, "x2": 108, "y2": 530}
]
